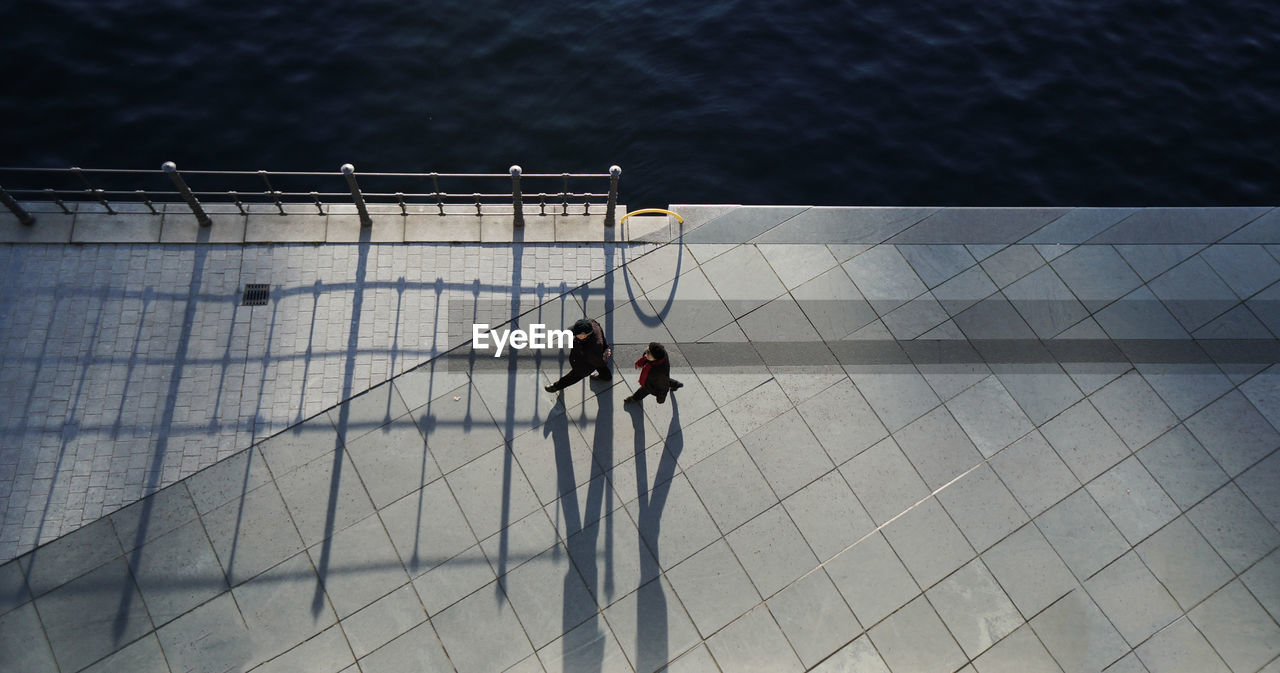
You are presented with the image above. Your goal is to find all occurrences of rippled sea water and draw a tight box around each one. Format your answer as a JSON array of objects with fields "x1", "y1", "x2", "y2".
[{"x1": 2, "y1": 0, "x2": 1279, "y2": 207}]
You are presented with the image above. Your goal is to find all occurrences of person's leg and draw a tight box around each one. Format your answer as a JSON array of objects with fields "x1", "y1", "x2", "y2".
[
  {"x1": 590, "y1": 364, "x2": 612, "y2": 381},
  {"x1": 624, "y1": 386, "x2": 651, "y2": 403},
  {"x1": 669, "y1": 378, "x2": 683, "y2": 390},
  {"x1": 546, "y1": 368, "x2": 588, "y2": 392}
]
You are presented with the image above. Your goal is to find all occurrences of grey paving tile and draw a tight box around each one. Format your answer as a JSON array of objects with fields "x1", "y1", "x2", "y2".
[
  {"x1": 827, "y1": 242, "x2": 873, "y2": 262},
  {"x1": 623, "y1": 243, "x2": 694, "y2": 296},
  {"x1": 0, "y1": 602, "x2": 58, "y2": 673},
  {"x1": 825, "y1": 532, "x2": 921, "y2": 628},
  {"x1": 810, "y1": 635, "x2": 890, "y2": 673},
  {"x1": 413, "y1": 382, "x2": 507, "y2": 474},
  {"x1": 624, "y1": 473, "x2": 720, "y2": 570},
  {"x1": 1134, "y1": 363, "x2": 1233, "y2": 421},
  {"x1": 1035, "y1": 490, "x2": 1129, "y2": 581},
  {"x1": 769, "y1": 364, "x2": 848, "y2": 407},
  {"x1": 882, "y1": 294, "x2": 951, "y2": 339},
  {"x1": 783, "y1": 470, "x2": 875, "y2": 562},
  {"x1": 1191, "y1": 579, "x2": 1280, "y2": 672},
  {"x1": 992, "y1": 363, "x2": 1086, "y2": 426},
  {"x1": 79, "y1": 633, "x2": 169, "y2": 673},
  {"x1": 499, "y1": 543, "x2": 596, "y2": 649},
  {"x1": 1112, "y1": 244, "x2": 1204, "y2": 283},
  {"x1": 685, "y1": 206, "x2": 805, "y2": 243},
  {"x1": 1242, "y1": 364, "x2": 1280, "y2": 430},
  {"x1": 726, "y1": 504, "x2": 819, "y2": 598},
  {"x1": 379, "y1": 479, "x2": 477, "y2": 577},
  {"x1": 883, "y1": 497, "x2": 975, "y2": 589},
  {"x1": 868, "y1": 594, "x2": 967, "y2": 673},
  {"x1": 976, "y1": 626, "x2": 1064, "y2": 673},
  {"x1": 328, "y1": 381, "x2": 410, "y2": 445},
  {"x1": 1040, "y1": 400, "x2": 1131, "y2": 483},
  {"x1": 234, "y1": 552, "x2": 337, "y2": 666},
  {"x1": 1087, "y1": 456, "x2": 1180, "y2": 546},
  {"x1": 1135, "y1": 617, "x2": 1229, "y2": 673},
  {"x1": 706, "y1": 603, "x2": 805, "y2": 673},
  {"x1": 601, "y1": 576, "x2": 701, "y2": 673},
  {"x1": 1085, "y1": 551, "x2": 1182, "y2": 647},
  {"x1": 699, "y1": 244, "x2": 787, "y2": 317},
  {"x1": 684, "y1": 441, "x2": 777, "y2": 533},
  {"x1": 846, "y1": 366, "x2": 941, "y2": 433},
  {"x1": 156, "y1": 592, "x2": 252, "y2": 673},
  {"x1": 432, "y1": 580, "x2": 533, "y2": 673},
  {"x1": 918, "y1": 359, "x2": 992, "y2": 403},
  {"x1": 445, "y1": 446, "x2": 542, "y2": 540},
  {"x1": 1185, "y1": 389, "x2": 1280, "y2": 477},
  {"x1": 537, "y1": 617, "x2": 633, "y2": 673},
  {"x1": 839, "y1": 436, "x2": 930, "y2": 526},
  {"x1": 1104, "y1": 652, "x2": 1151, "y2": 673},
  {"x1": 665, "y1": 408, "x2": 735, "y2": 470},
  {"x1": 1222, "y1": 207, "x2": 1280, "y2": 243},
  {"x1": 661, "y1": 644, "x2": 719, "y2": 673},
  {"x1": 758, "y1": 243, "x2": 840, "y2": 290},
  {"x1": 1029, "y1": 588, "x2": 1130, "y2": 673},
  {"x1": 983, "y1": 523, "x2": 1077, "y2": 619},
  {"x1": 1094, "y1": 285, "x2": 1191, "y2": 339},
  {"x1": 1136, "y1": 426, "x2": 1230, "y2": 511},
  {"x1": 990, "y1": 431, "x2": 1080, "y2": 517},
  {"x1": 1148, "y1": 256, "x2": 1240, "y2": 332},
  {"x1": 344, "y1": 418, "x2": 439, "y2": 509},
  {"x1": 1004, "y1": 266, "x2": 1090, "y2": 338},
  {"x1": 185, "y1": 446, "x2": 274, "y2": 516},
  {"x1": 894, "y1": 405, "x2": 983, "y2": 489},
  {"x1": 889, "y1": 208, "x2": 1069, "y2": 245},
  {"x1": 1137, "y1": 516, "x2": 1233, "y2": 611},
  {"x1": 753, "y1": 207, "x2": 937, "y2": 244},
  {"x1": 767, "y1": 569, "x2": 862, "y2": 668},
  {"x1": 410, "y1": 546, "x2": 494, "y2": 616},
  {"x1": 1055, "y1": 318, "x2": 1133, "y2": 395},
  {"x1": 927, "y1": 558, "x2": 1023, "y2": 658},
  {"x1": 842, "y1": 245, "x2": 928, "y2": 314},
  {"x1": 478, "y1": 508, "x2": 560, "y2": 578},
  {"x1": 934, "y1": 265, "x2": 1000, "y2": 315},
  {"x1": 390, "y1": 364, "x2": 474, "y2": 413},
  {"x1": 898, "y1": 244, "x2": 977, "y2": 288},
  {"x1": 739, "y1": 409, "x2": 834, "y2": 499},
  {"x1": 1090, "y1": 207, "x2": 1271, "y2": 244},
  {"x1": 202, "y1": 481, "x2": 306, "y2": 586},
  {"x1": 1051, "y1": 245, "x2": 1144, "y2": 312},
  {"x1": 947, "y1": 375, "x2": 1035, "y2": 458},
  {"x1": 1240, "y1": 449, "x2": 1280, "y2": 527},
  {"x1": 276, "y1": 450, "x2": 375, "y2": 547},
  {"x1": 666, "y1": 538, "x2": 761, "y2": 638},
  {"x1": 128, "y1": 517, "x2": 227, "y2": 626},
  {"x1": 1242, "y1": 548, "x2": 1280, "y2": 623},
  {"x1": 257, "y1": 414, "x2": 340, "y2": 479},
  {"x1": 0, "y1": 560, "x2": 28, "y2": 617},
  {"x1": 937, "y1": 464, "x2": 1029, "y2": 553},
  {"x1": 789, "y1": 267, "x2": 879, "y2": 341},
  {"x1": 307, "y1": 515, "x2": 408, "y2": 619},
  {"x1": 571, "y1": 390, "x2": 661, "y2": 473},
  {"x1": 1249, "y1": 282, "x2": 1280, "y2": 339},
  {"x1": 1090, "y1": 372, "x2": 1179, "y2": 451},
  {"x1": 1201, "y1": 244, "x2": 1280, "y2": 298},
  {"x1": 797, "y1": 378, "x2": 889, "y2": 464},
  {"x1": 980, "y1": 245, "x2": 1046, "y2": 288},
  {"x1": 36, "y1": 556, "x2": 153, "y2": 673},
  {"x1": 1022, "y1": 208, "x2": 1138, "y2": 245},
  {"x1": 1188, "y1": 483, "x2": 1280, "y2": 573},
  {"x1": 110, "y1": 483, "x2": 199, "y2": 553},
  {"x1": 339, "y1": 583, "x2": 427, "y2": 659},
  {"x1": 256, "y1": 625, "x2": 354, "y2": 673},
  {"x1": 20, "y1": 515, "x2": 122, "y2": 597},
  {"x1": 719, "y1": 379, "x2": 792, "y2": 438}
]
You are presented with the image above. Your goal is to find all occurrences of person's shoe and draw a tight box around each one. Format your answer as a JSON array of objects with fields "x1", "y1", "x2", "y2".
[
  {"x1": 544, "y1": 385, "x2": 558, "y2": 394},
  {"x1": 622, "y1": 395, "x2": 639, "y2": 404},
  {"x1": 590, "y1": 373, "x2": 611, "y2": 382},
  {"x1": 669, "y1": 381, "x2": 684, "y2": 391}
]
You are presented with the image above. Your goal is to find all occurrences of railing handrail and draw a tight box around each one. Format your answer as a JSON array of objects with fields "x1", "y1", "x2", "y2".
[{"x1": 0, "y1": 162, "x2": 623, "y2": 228}]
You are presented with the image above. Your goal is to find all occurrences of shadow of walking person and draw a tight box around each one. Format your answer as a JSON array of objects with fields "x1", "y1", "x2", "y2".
[{"x1": 631, "y1": 396, "x2": 683, "y2": 673}]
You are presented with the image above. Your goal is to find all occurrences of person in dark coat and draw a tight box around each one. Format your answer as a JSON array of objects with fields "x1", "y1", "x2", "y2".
[
  {"x1": 623, "y1": 342, "x2": 683, "y2": 404},
  {"x1": 545, "y1": 318, "x2": 612, "y2": 393}
]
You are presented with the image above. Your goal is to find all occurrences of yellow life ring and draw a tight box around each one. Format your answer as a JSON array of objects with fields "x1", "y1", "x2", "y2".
[{"x1": 619, "y1": 208, "x2": 684, "y2": 224}]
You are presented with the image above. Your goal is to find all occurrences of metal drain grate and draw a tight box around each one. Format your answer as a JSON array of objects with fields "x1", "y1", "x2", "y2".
[{"x1": 242, "y1": 284, "x2": 269, "y2": 306}]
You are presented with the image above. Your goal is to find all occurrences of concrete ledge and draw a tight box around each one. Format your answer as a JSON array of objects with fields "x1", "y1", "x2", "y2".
[
  {"x1": 71, "y1": 205, "x2": 162, "y2": 243},
  {"x1": 326, "y1": 205, "x2": 404, "y2": 243},
  {"x1": 0, "y1": 206, "x2": 75, "y2": 243},
  {"x1": 160, "y1": 204, "x2": 247, "y2": 243},
  {"x1": 244, "y1": 204, "x2": 327, "y2": 243}
]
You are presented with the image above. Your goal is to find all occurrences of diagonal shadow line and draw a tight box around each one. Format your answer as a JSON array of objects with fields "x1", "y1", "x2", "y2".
[
  {"x1": 311, "y1": 231, "x2": 372, "y2": 616},
  {"x1": 294, "y1": 279, "x2": 323, "y2": 426},
  {"x1": 409, "y1": 278, "x2": 445, "y2": 574},
  {"x1": 208, "y1": 292, "x2": 242, "y2": 435},
  {"x1": 114, "y1": 245, "x2": 210, "y2": 642},
  {"x1": 617, "y1": 235, "x2": 683, "y2": 326},
  {"x1": 495, "y1": 233, "x2": 527, "y2": 584},
  {"x1": 633, "y1": 396, "x2": 682, "y2": 673},
  {"x1": 111, "y1": 287, "x2": 151, "y2": 440}
]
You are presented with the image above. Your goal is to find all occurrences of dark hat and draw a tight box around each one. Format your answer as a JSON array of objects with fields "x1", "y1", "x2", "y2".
[
  {"x1": 647, "y1": 342, "x2": 667, "y2": 360},
  {"x1": 572, "y1": 318, "x2": 593, "y2": 335}
]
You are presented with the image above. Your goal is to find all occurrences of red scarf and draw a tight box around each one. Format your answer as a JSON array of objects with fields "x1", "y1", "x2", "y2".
[{"x1": 635, "y1": 356, "x2": 664, "y2": 387}]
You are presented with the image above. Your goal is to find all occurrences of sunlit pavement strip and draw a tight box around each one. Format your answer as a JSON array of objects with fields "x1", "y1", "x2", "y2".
[{"x1": 2, "y1": 205, "x2": 1280, "y2": 672}]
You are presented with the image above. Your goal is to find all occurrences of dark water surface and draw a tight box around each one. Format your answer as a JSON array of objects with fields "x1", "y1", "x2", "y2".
[{"x1": 3, "y1": 0, "x2": 1279, "y2": 208}]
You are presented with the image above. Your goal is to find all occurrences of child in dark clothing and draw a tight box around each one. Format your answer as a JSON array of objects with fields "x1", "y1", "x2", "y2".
[{"x1": 623, "y1": 342, "x2": 683, "y2": 404}]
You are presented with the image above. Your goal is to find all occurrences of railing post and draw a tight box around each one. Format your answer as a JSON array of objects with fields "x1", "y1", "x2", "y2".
[
  {"x1": 341, "y1": 163, "x2": 372, "y2": 227},
  {"x1": 510, "y1": 165, "x2": 524, "y2": 227},
  {"x1": 605, "y1": 165, "x2": 621, "y2": 227},
  {"x1": 0, "y1": 185, "x2": 36, "y2": 226},
  {"x1": 162, "y1": 161, "x2": 211, "y2": 227}
]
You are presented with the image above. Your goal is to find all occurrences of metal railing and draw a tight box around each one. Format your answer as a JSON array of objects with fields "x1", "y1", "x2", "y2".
[{"x1": 0, "y1": 163, "x2": 623, "y2": 228}]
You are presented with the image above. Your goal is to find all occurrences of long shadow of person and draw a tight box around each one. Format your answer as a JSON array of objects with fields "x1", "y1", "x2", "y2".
[{"x1": 631, "y1": 396, "x2": 682, "y2": 673}]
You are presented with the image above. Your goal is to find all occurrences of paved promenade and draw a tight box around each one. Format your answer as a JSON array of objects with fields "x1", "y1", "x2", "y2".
[{"x1": 1, "y1": 205, "x2": 1279, "y2": 672}]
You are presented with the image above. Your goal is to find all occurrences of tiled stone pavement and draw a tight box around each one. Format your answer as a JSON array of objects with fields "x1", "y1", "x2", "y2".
[{"x1": 2, "y1": 205, "x2": 1280, "y2": 672}]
